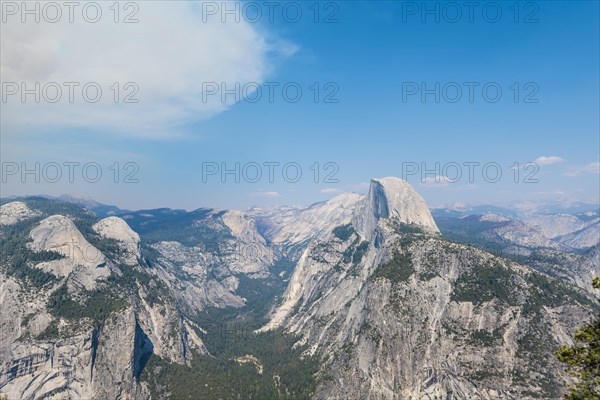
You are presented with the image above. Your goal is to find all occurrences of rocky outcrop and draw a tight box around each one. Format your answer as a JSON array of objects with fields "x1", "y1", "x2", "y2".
[
  {"x1": 261, "y1": 178, "x2": 440, "y2": 332},
  {"x1": 143, "y1": 209, "x2": 281, "y2": 314},
  {"x1": 91, "y1": 308, "x2": 149, "y2": 399},
  {"x1": 134, "y1": 287, "x2": 209, "y2": 364},
  {"x1": 0, "y1": 202, "x2": 40, "y2": 225},
  {"x1": 0, "y1": 306, "x2": 149, "y2": 400},
  {"x1": 555, "y1": 220, "x2": 600, "y2": 249},
  {"x1": 0, "y1": 205, "x2": 206, "y2": 399},
  {"x1": 93, "y1": 216, "x2": 141, "y2": 265},
  {"x1": 150, "y1": 240, "x2": 247, "y2": 313},
  {"x1": 29, "y1": 215, "x2": 111, "y2": 290},
  {"x1": 249, "y1": 192, "x2": 363, "y2": 255},
  {"x1": 0, "y1": 272, "x2": 204, "y2": 400},
  {"x1": 0, "y1": 333, "x2": 95, "y2": 400},
  {"x1": 220, "y1": 210, "x2": 273, "y2": 277},
  {"x1": 353, "y1": 177, "x2": 439, "y2": 240},
  {"x1": 523, "y1": 213, "x2": 596, "y2": 239}
]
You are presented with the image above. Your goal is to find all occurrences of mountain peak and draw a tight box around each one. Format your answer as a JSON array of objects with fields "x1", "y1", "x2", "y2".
[
  {"x1": 371, "y1": 176, "x2": 410, "y2": 187},
  {"x1": 353, "y1": 177, "x2": 439, "y2": 238}
]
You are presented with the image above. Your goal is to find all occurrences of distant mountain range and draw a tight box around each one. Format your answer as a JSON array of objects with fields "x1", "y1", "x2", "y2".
[
  {"x1": 3, "y1": 193, "x2": 597, "y2": 221},
  {"x1": 1, "y1": 194, "x2": 128, "y2": 218}
]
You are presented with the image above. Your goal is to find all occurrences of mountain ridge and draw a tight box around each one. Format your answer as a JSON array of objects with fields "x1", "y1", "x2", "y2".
[{"x1": 1, "y1": 178, "x2": 598, "y2": 399}]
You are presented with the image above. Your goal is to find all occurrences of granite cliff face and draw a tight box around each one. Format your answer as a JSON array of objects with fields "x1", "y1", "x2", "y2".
[
  {"x1": 352, "y1": 177, "x2": 439, "y2": 240},
  {"x1": 249, "y1": 192, "x2": 363, "y2": 258},
  {"x1": 0, "y1": 182, "x2": 597, "y2": 399},
  {"x1": 260, "y1": 178, "x2": 594, "y2": 399},
  {"x1": 28, "y1": 215, "x2": 111, "y2": 291},
  {"x1": 93, "y1": 216, "x2": 141, "y2": 265},
  {"x1": 0, "y1": 202, "x2": 40, "y2": 226},
  {"x1": 0, "y1": 201, "x2": 205, "y2": 399}
]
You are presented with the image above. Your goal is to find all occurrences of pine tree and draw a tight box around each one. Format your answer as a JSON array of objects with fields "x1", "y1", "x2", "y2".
[{"x1": 556, "y1": 277, "x2": 600, "y2": 399}]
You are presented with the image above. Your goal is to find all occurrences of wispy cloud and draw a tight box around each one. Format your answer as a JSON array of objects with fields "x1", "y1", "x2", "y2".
[
  {"x1": 534, "y1": 156, "x2": 565, "y2": 165},
  {"x1": 420, "y1": 176, "x2": 453, "y2": 187},
  {"x1": 564, "y1": 162, "x2": 600, "y2": 177},
  {"x1": 321, "y1": 188, "x2": 341, "y2": 194},
  {"x1": 249, "y1": 191, "x2": 280, "y2": 198},
  {"x1": 530, "y1": 189, "x2": 568, "y2": 196},
  {"x1": 346, "y1": 182, "x2": 370, "y2": 192}
]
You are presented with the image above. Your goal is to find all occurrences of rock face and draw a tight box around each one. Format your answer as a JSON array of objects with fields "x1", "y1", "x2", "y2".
[
  {"x1": 523, "y1": 213, "x2": 595, "y2": 239},
  {"x1": 0, "y1": 201, "x2": 40, "y2": 225},
  {"x1": 149, "y1": 240, "x2": 247, "y2": 312},
  {"x1": 29, "y1": 215, "x2": 111, "y2": 290},
  {"x1": 142, "y1": 208, "x2": 278, "y2": 315},
  {"x1": 0, "y1": 305, "x2": 141, "y2": 400},
  {"x1": 0, "y1": 332, "x2": 96, "y2": 399},
  {"x1": 93, "y1": 216, "x2": 141, "y2": 265},
  {"x1": 250, "y1": 192, "x2": 363, "y2": 255},
  {"x1": 555, "y1": 220, "x2": 600, "y2": 249},
  {"x1": 91, "y1": 308, "x2": 149, "y2": 399},
  {"x1": 353, "y1": 177, "x2": 439, "y2": 240},
  {"x1": 260, "y1": 179, "x2": 592, "y2": 399},
  {"x1": 0, "y1": 201, "x2": 205, "y2": 400},
  {"x1": 251, "y1": 178, "x2": 439, "y2": 256},
  {"x1": 261, "y1": 178, "x2": 441, "y2": 332},
  {"x1": 0, "y1": 304, "x2": 189, "y2": 400},
  {"x1": 220, "y1": 210, "x2": 273, "y2": 276}
]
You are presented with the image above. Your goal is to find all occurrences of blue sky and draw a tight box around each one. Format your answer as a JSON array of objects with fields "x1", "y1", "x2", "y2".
[{"x1": 1, "y1": 1, "x2": 599, "y2": 211}]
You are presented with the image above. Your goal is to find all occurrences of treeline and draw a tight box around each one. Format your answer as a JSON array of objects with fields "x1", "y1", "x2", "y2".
[
  {"x1": 144, "y1": 263, "x2": 319, "y2": 399},
  {"x1": 124, "y1": 208, "x2": 234, "y2": 249},
  {"x1": 108, "y1": 262, "x2": 169, "y2": 307},
  {"x1": 371, "y1": 250, "x2": 414, "y2": 283},
  {"x1": 47, "y1": 284, "x2": 127, "y2": 324},
  {"x1": 143, "y1": 328, "x2": 319, "y2": 400}
]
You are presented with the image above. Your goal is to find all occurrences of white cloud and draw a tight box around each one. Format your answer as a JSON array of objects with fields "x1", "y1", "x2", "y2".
[
  {"x1": 564, "y1": 162, "x2": 600, "y2": 177},
  {"x1": 531, "y1": 189, "x2": 568, "y2": 196},
  {"x1": 0, "y1": 1, "x2": 295, "y2": 138},
  {"x1": 249, "y1": 191, "x2": 280, "y2": 198},
  {"x1": 534, "y1": 156, "x2": 565, "y2": 165},
  {"x1": 420, "y1": 175, "x2": 453, "y2": 187},
  {"x1": 320, "y1": 188, "x2": 341, "y2": 194},
  {"x1": 346, "y1": 182, "x2": 370, "y2": 192}
]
